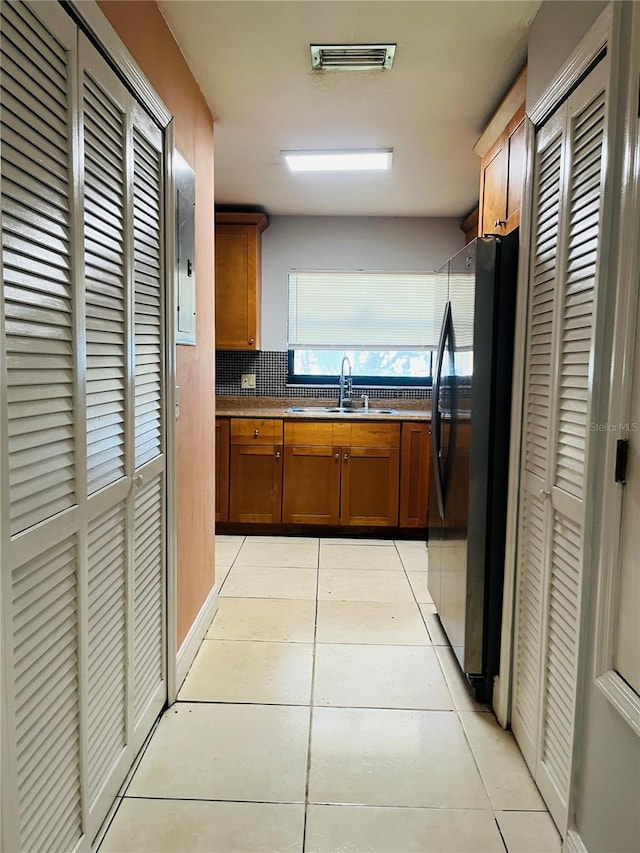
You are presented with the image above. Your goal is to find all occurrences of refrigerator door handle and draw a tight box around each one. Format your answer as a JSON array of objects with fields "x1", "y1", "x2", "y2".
[{"x1": 432, "y1": 302, "x2": 451, "y2": 520}]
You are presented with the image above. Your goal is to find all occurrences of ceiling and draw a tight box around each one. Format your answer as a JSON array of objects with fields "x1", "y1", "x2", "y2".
[{"x1": 157, "y1": 1, "x2": 541, "y2": 218}]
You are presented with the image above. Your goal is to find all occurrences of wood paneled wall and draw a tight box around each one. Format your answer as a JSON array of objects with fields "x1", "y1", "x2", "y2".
[{"x1": 97, "y1": 1, "x2": 216, "y2": 647}]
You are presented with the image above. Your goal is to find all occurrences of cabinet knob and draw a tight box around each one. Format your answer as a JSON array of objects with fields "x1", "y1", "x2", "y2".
[
  {"x1": 334, "y1": 452, "x2": 340, "y2": 461},
  {"x1": 248, "y1": 338, "x2": 255, "y2": 345},
  {"x1": 254, "y1": 429, "x2": 259, "y2": 437},
  {"x1": 344, "y1": 452, "x2": 349, "y2": 462},
  {"x1": 275, "y1": 450, "x2": 281, "y2": 459},
  {"x1": 538, "y1": 489, "x2": 551, "y2": 501}
]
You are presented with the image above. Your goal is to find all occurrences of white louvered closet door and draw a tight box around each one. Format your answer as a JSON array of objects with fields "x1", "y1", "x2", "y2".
[
  {"x1": 1, "y1": 4, "x2": 84, "y2": 852},
  {"x1": 512, "y1": 57, "x2": 609, "y2": 834},
  {"x1": 79, "y1": 35, "x2": 134, "y2": 840},
  {"x1": 1, "y1": 4, "x2": 168, "y2": 849},
  {"x1": 79, "y1": 30, "x2": 167, "y2": 836},
  {"x1": 130, "y1": 103, "x2": 167, "y2": 751}
]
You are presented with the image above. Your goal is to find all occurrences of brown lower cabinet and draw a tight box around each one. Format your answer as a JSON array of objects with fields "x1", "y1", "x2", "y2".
[
  {"x1": 282, "y1": 443, "x2": 341, "y2": 524},
  {"x1": 229, "y1": 418, "x2": 283, "y2": 523},
  {"x1": 217, "y1": 415, "x2": 428, "y2": 529},
  {"x1": 282, "y1": 421, "x2": 400, "y2": 527},
  {"x1": 215, "y1": 417, "x2": 230, "y2": 522},
  {"x1": 340, "y1": 444, "x2": 399, "y2": 526},
  {"x1": 399, "y1": 422, "x2": 430, "y2": 527}
]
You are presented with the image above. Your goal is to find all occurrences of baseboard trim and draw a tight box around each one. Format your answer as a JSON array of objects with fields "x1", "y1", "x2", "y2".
[
  {"x1": 563, "y1": 829, "x2": 588, "y2": 853},
  {"x1": 174, "y1": 582, "x2": 219, "y2": 694}
]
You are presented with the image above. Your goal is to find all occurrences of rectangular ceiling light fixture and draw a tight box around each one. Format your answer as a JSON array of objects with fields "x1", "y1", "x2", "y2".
[
  {"x1": 311, "y1": 44, "x2": 396, "y2": 71},
  {"x1": 282, "y1": 149, "x2": 393, "y2": 172}
]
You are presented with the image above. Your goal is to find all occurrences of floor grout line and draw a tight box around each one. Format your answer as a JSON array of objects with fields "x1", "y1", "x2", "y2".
[{"x1": 301, "y1": 538, "x2": 320, "y2": 853}]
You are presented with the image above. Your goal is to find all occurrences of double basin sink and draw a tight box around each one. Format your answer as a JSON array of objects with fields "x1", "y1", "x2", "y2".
[{"x1": 286, "y1": 406, "x2": 398, "y2": 415}]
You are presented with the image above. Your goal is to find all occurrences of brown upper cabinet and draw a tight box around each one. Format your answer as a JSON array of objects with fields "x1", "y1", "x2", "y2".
[
  {"x1": 475, "y1": 68, "x2": 526, "y2": 238},
  {"x1": 215, "y1": 212, "x2": 269, "y2": 350}
]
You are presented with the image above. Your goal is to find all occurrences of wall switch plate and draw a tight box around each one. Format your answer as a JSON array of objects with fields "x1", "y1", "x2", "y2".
[{"x1": 241, "y1": 373, "x2": 256, "y2": 389}]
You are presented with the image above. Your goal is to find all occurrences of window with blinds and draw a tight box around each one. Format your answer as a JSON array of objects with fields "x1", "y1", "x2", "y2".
[{"x1": 287, "y1": 270, "x2": 438, "y2": 385}]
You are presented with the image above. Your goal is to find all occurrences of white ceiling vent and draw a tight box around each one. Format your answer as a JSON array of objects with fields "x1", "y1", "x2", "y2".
[{"x1": 310, "y1": 44, "x2": 396, "y2": 71}]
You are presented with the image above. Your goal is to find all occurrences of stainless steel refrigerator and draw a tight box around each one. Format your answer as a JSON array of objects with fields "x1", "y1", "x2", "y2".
[{"x1": 427, "y1": 232, "x2": 519, "y2": 702}]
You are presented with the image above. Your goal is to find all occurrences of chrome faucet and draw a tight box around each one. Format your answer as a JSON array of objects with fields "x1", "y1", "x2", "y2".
[{"x1": 339, "y1": 356, "x2": 353, "y2": 408}]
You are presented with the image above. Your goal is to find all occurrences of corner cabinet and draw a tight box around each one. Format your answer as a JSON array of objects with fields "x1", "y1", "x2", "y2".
[{"x1": 215, "y1": 212, "x2": 268, "y2": 350}]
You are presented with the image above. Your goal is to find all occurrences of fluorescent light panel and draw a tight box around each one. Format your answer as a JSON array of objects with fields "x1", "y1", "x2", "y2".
[{"x1": 282, "y1": 149, "x2": 393, "y2": 172}]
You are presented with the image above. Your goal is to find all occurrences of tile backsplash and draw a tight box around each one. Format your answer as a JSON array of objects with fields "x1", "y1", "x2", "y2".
[{"x1": 216, "y1": 351, "x2": 432, "y2": 401}]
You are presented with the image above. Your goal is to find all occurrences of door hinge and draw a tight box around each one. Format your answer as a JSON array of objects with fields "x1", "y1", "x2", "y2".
[{"x1": 615, "y1": 438, "x2": 629, "y2": 484}]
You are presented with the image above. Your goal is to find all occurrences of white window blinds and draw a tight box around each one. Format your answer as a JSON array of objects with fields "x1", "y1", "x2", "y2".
[{"x1": 287, "y1": 270, "x2": 438, "y2": 350}]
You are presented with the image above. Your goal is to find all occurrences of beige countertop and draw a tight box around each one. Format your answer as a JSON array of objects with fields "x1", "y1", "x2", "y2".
[{"x1": 216, "y1": 396, "x2": 431, "y2": 422}]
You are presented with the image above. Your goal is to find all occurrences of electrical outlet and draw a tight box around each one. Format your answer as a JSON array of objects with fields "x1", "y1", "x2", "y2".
[{"x1": 241, "y1": 373, "x2": 256, "y2": 389}]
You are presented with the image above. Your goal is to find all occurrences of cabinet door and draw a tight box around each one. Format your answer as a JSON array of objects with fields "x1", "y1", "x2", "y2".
[
  {"x1": 479, "y1": 104, "x2": 525, "y2": 237},
  {"x1": 341, "y1": 447, "x2": 400, "y2": 526},
  {"x1": 399, "y1": 423, "x2": 430, "y2": 527},
  {"x1": 229, "y1": 444, "x2": 282, "y2": 522},
  {"x1": 215, "y1": 227, "x2": 256, "y2": 349},
  {"x1": 282, "y1": 445, "x2": 341, "y2": 524},
  {"x1": 505, "y1": 116, "x2": 525, "y2": 232},
  {"x1": 479, "y1": 138, "x2": 508, "y2": 236},
  {"x1": 215, "y1": 418, "x2": 230, "y2": 522}
]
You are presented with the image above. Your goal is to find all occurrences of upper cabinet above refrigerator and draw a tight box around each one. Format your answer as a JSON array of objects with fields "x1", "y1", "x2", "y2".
[{"x1": 474, "y1": 68, "x2": 527, "y2": 238}]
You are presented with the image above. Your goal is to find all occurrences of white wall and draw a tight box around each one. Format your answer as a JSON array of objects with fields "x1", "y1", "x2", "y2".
[
  {"x1": 261, "y1": 215, "x2": 463, "y2": 350},
  {"x1": 526, "y1": 0, "x2": 606, "y2": 108}
]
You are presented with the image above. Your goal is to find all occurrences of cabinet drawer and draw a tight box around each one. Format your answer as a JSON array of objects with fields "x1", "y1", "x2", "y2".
[
  {"x1": 284, "y1": 420, "x2": 350, "y2": 447},
  {"x1": 230, "y1": 418, "x2": 283, "y2": 445},
  {"x1": 350, "y1": 423, "x2": 400, "y2": 449}
]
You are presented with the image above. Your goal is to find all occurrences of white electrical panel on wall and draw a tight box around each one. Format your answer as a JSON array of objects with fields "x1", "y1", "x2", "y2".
[{"x1": 175, "y1": 150, "x2": 196, "y2": 345}]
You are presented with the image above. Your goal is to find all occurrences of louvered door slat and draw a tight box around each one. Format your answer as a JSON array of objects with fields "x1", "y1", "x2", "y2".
[
  {"x1": 513, "y1": 488, "x2": 546, "y2": 751},
  {"x1": 133, "y1": 127, "x2": 163, "y2": 468},
  {"x1": 1, "y1": 0, "x2": 76, "y2": 537},
  {"x1": 524, "y1": 132, "x2": 563, "y2": 479},
  {"x1": 133, "y1": 474, "x2": 164, "y2": 724},
  {"x1": 12, "y1": 537, "x2": 82, "y2": 853},
  {"x1": 83, "y1": 70, "x2": 126, "y2": 495},
  {"x1": 541, "y1": 510, "x2": 582, "y2": 801},
  {"x1": 555, "y1": 90, "x2": 605, "y2": 499}
]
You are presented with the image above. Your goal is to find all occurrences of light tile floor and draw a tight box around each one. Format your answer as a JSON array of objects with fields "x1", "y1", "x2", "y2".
[{"x1": 99, "y1": 535, "x2": 561, "y2": 853}]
